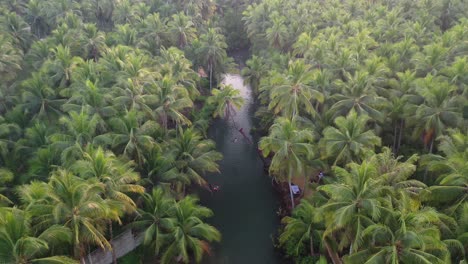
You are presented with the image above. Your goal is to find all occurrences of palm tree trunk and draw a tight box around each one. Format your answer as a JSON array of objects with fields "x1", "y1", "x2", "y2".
[
  {"x1": 163, "y1": 113, "x2": 168, "y2": 132},
  {"x1": 428, "y1": 136, "x2": 434, "y2": 154},
  {"x1": 302, "y1": 176, "x2": 308, "y2": 199},
  {"x1": 397, "y1": 119, "x2": 404, "y2": 153},
  {"x1": 310, "y1": 233, "x2": 315, "y2": 256},
  {"x1": 110, "y1": 220, "x2": 117, "y2": 264},
  {"x1": 392, "y1": 121, "x2": 398, "y2": 154},
  {"x1": 325, "y1": 240, "x2": 342, "y2": 264},
  {"x1": 209, "y1": 63, "x2": 213, "y2": 90},
  {"x1": 78, "y1": 243, "x2": 86, "y2": 264},
  {"x1": 423, "y1": 136, "x2": 435, "y2": 182},
  {"x1": 288, "y1": 168, "x2": 295, "y2": 209}
]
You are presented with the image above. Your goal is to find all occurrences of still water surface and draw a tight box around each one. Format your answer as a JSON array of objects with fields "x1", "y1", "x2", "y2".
[{"x1": 200, "y1": 74, "x2": 281, "y2": 264}]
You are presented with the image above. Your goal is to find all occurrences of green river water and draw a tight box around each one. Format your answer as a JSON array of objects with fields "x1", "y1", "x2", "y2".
[{"x1": 200, "y1": 74, "x2": 282, "y2": 264}]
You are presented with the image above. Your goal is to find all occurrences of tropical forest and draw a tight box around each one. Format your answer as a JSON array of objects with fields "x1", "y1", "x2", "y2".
[{"x1": 0, "y1": 0, "x2": 466, "y2": 263}]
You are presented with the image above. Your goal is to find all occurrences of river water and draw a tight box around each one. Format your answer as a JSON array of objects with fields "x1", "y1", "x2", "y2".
[{"x1": 200, "y1": 74, "x2": 281, "y2": 264}]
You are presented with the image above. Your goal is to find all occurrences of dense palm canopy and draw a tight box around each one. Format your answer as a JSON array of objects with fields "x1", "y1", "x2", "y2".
[
  {"x1": 0, "y1": 0, "x2": 467, "y2": 263},
  {"x1": 243, "y1": 0, "x2": 467, "y2": 263},
  {"x1": 0, "y1": 1, "x2": 230, "y2": 261},
  {"x1": 0, "y1": 208, "x2": 76, "y2": 264}
]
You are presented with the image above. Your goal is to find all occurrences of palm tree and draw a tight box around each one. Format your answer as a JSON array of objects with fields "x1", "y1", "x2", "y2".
[
  {"x1": 106, "y1": 110, "x2": 158, "y2": 166},
  {"x1": 98, "y1": 45, "x2": 132, "y2": 87},
  {"x1": 26, "y1": 169, "x2": 113, "y2": 261},
  {"x1": 25, "y1": 0, "x2": 50, "y2": 37},
  {"x1": 241, "y1": 55, "x2": 267, "y2": 93},
  {"x1": 293, "y1": 32, "x2": 313, "y2": 58},
  {"x1": 441, "y1": 56, "x2": 468, "y2": 94},
  {"x1": 49, "y1": 110, "x2": 100, "y2": 166},
  {"x1": 424, "y1": 129, "x2": 468, "y2": 214},
  {"x1": 21, "y1": 72, "x2": 65, "y2": 122},
  {"x1": 132, "y1": 187, "x2": 176, "y2": 257},
  {"x1": 259, "y1": 117, "x2": 315, "y2": 208},
  {"x1": 1, "y1": 12, "x2": 32, "y2": 52},
  {"x1": 386, "y1": 70, "x2": 417, "y2": 154},
  {"x1": 45, "y1": 45, "x2": 84, "y2": 88},
  {"x1": 329, "y1": 71, "x2": 386, "y2": 122},
  {"x1": 62, "y1": 79, "x2": 116, "y2": 129},
  {"x1": 111, "y1": 24, "x2": 137, "y2": 46},
  {"x1": 207, "y1": 84, "x2": 244, "y2": 120},
  {"x1": 318, "y1": 161, "x2": 384, "y2": 255},
  {"x1": 265, "y1": 15, "x2": 289, "y2": 51},
  {"x1": 168, "y1": 13, "x2": 196, "y2": 48},
  {"x1": 320, "y1": 111, "x2": 381, "y2": 166},
  {"x1": 163, "y1": 128, "x2": 222, "y2": 194},
  {"x1": 116, "y1": 52, "x2": 155, "y2": 88},
  {"x1": 0, "y1": 34, "x2": 23, "y2": 82},
  {"x1": 81, "y1": 23, "x2": 107, "y2": 60},
  {"x1": 72, "y1": 146, "x2": 144, "y2": 263},
  {"x1": 412, "y1": 75, "x2": 462, "y2": 153},
  {"x1": 158, "y1": 47, "x2": 199, "y2": 100},
  {"x1": 197, "y1": 28, "x2": 228, "y2": 90},
  {"x1": 280, "y1": 200, "x2": 323, "y2": 257},
  {"x1": 0, "y1": 208, "x2": 76, "y2": 263},
  {"x1": 153, "y1": 76, "x2": 193, "y2": 131},
  {"x1": 72, "y1": 146, "x2": 144, "y2": 210},
  {"x1": 368, "y1": 147, "x2": 425, "y2": 199},
  {"x1": 111, "y1": 0, "x2": 134, "y2": 25},
  {"x1": 345, "y1": 200, "x2": 450, "y2": 264},
  {"x1": 138, "y1": 13, "x2": 168, "y2": 54},
  {"x1": 0, "y1": 168, "x2": 13, "y2": 205},
  {"x1": 412, "y1": 43, "x2": 448, "y2": 76},
  {"x1": 26, "y1": 38, "x2": 53, "y2": 70},
  {"x1": 114, "y1": 78, "x2": 156, "y2": 119},
  {"x1": 268, "y1": 60, "x2": 324, "y2": 119},
  {"x1": 161, "y1": 195, "x2": 221, "y2": 264}
]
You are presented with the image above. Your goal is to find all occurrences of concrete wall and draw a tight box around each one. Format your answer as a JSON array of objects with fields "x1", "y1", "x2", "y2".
[{"x1": 84, "y1": 230, "x2": 143, "y2": 264}]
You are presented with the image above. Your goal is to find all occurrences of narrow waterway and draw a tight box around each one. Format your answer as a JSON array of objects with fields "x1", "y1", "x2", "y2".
[{"x1": 200, "y1": 74, "x2": 281, "y2": 264}]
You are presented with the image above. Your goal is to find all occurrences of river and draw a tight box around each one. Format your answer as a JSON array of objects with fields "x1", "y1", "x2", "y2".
[{"x1": 200, "y1": 74, "x2": 281, "y2": 264}]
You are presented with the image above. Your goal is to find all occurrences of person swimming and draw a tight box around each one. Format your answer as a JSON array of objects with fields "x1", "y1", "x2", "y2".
[{"x1": 209, "y1": 183, "x2": 220, "y2": 192}]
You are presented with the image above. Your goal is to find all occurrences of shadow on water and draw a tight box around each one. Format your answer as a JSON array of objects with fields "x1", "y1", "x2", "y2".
[{"x1": 199, "y1": 74, "x2": 284, "y2": 264}]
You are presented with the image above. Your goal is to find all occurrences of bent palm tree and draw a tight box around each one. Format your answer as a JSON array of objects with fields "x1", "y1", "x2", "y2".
[
  {"x1": 259, "y1": 117, "x2": 314, "y2": 208},
  {"x1": 207, "y1": 84, "x2": 244, "y2": 120}
]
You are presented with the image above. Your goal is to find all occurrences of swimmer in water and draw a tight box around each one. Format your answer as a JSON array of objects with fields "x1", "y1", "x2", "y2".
[{"x1": 208, "y1": 183, "x2": 220, "y2": 193}]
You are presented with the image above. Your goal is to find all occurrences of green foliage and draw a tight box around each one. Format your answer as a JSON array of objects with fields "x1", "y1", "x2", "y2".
[
  {"x1": 245, "y1": 0, "x2": 468, "y2": 262},
  {"x1": 0, "y1": 0, "x2": 228, "y2": 262}
]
